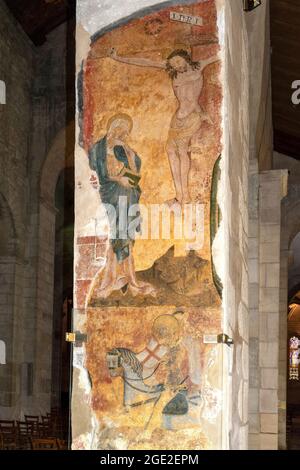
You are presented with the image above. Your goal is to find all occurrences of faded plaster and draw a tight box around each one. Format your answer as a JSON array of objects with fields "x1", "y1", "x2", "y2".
[{"x1": 77, "y1": 0, "x2": 208, "y2": 36}]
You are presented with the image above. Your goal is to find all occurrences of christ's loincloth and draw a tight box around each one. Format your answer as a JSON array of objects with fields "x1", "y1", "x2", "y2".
[{"x1": 167, "y1": 110, "x2": 207, "y2": 147}]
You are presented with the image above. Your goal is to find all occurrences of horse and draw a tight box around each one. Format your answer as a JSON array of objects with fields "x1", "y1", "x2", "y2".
[
  {"x1": 106, "y1": 347, "x2": 204, "y2": 432},
  {"x1": 107, "y1": 348, "x2": 164, "y2": 408}
]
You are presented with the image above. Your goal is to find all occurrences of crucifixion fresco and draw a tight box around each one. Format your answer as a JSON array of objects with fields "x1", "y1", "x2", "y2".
[{"x1": 74, "y1": 0, "x2": 224, "y2": 450}]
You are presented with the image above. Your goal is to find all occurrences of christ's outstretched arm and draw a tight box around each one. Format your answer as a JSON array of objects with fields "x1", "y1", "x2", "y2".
[{"x1": 109, "y1": 48, "x2": 166, "y2": 69}]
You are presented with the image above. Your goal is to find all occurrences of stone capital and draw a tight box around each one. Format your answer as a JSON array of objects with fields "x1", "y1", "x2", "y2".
[{"x1": 259, "y1": 169, "x2": 288, "y2": 200}]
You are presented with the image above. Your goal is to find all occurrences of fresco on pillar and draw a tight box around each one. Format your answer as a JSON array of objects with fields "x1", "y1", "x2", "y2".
[{"x1": 75, "y1": 0, "x2": 224, "y2": 450}]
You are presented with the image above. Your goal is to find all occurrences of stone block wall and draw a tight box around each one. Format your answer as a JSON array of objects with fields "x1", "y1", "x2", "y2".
[
  {"x1": 255, "y1": 170, "x2": 287, "y2": 450},
  {"x1": 222, "y1": 0, "x2": 250, "y2": 449},
  {"x1": 0, "y1": 0, "x2": 34, "y2": 418},
  {"x1": 0, "y1": 1, "x2": 33, "y2": 239},
  {"x1": 241, "y1": 1, "x2": 290, "y2": 451},
  {"x1": 0, "y1": 1, "x2": 72, "y2": 417},
  {"x1": 22, "y1": 23, "x2": 74, "y2": 416}
]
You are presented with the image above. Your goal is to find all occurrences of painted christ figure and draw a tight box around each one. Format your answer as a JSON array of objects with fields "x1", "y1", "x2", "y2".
[{"x1": 109, "y1": 48, "x2": 219, "y2": 205}]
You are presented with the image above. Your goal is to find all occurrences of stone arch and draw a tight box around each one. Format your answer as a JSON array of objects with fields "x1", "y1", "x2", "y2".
[
  {"x1": 40, "y1": 121, "x2": 75, "y2": 207},
  {"x1": 33, "y1": 121, "x2": 75, "y2": 414},
  {"x1": 283, "y1": 198, "x2": 300, "y2": 299},
  {"x1": 51, "y1": 167, "x2": 74, "y2": 409},
  {"x1": 289, "y1": 283, "x2": 300, "y2": 302},
  {"x1": 278, "y1": 195, "x2": 300, "y2": 448},
  {"x1": 286, "y1": 200, "x2": 300, "y2": 249}
]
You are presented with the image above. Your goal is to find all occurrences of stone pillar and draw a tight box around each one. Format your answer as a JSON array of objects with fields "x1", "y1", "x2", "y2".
[
  {"x1": 278, "y1": 239, "x2": 288, "y2": 449},
  {"x1": 0, "y1": 257, "x2": 17, "y2": 412},
  {"x1": 277, "y1": 197, "x2": 293, "y2": 450},
  {"x1": 248, "y1": 159, "x2": 260, "y2": 442},
  {"x1": 33, "y1": 198, "x2": 57, "y2": 414},
  {"x1": 254, "y1": 170, "x2": 288, "y2": 450}
]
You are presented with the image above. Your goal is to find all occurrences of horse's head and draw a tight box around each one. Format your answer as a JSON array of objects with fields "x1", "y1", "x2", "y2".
[
  {"x1": 106, "y1": 348, "x2": 143, "y2": 380},
  {"x1": 106, "y1": 349, "x2": 123, "y2": 377},
  {"x1": 107, "y1": 348, "x2": 164, "y2": 406}
]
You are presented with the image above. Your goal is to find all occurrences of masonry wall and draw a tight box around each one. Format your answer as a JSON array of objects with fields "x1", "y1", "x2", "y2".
[
  {"x1": 0, "y1": 0, "x2": 34, "y2": 417},
  {"x1": 0, "y1": 0, "x2": 72, "y2": 418},
  {"x1": 215, "y1": 0, "x2": 275, "y2": 451},
  {"x1": 222, "y1": 0, "x2": 250, "y2": 450},
  {"x1": 245, "y1": 3, "x2": 289, "y2": 448},
  {"x1": 25, "y1": 22, "x2": 74, "y2": 415}
]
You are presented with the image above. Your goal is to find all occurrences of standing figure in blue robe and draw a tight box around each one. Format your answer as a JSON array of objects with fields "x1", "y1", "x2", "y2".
[{"x1": 89, "y1": 114, "x2": 156, "y2": 298}]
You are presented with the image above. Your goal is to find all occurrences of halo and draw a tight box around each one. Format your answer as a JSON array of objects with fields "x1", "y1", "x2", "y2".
[
  {"x1": 152, "y1": 314, "x2": 181, "y2": 346},
  {"x1": 106, "y1": 113, "x2": 133, "y2": 132}
]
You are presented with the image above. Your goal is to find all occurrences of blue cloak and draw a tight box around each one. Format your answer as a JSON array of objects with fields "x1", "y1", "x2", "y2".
[{"x1": 89, "y1": 136, "x2": 142, "y2": 262}]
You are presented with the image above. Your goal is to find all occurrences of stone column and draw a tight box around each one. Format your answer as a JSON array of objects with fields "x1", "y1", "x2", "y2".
[
  {"x1": 278, "y1": 239, "x2": 288, "y2": 449},
  {"x1": 256, "y1": 170, "x2": 287, "y2": 450},
  {"x1": 277, "y1": 198, "x2": 296, "y2": 449},
  {"x1": 0, "y1": 256, "x2": 17, "y2": 414},
  {"x1": 33, "y1": 198, "x2": 57, "y2": 414},
  {"x1": 248, "y1": 160, "x2": 260, "y2": 443}
]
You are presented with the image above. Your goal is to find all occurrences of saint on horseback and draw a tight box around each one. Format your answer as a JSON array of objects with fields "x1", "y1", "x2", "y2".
[{"x1": 106, "y1": 310, "x2": 202, "y2": 432}]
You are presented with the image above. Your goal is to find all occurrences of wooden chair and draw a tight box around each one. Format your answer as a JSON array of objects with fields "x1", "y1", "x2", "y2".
[
  {"x1": 56, "y1": 438, "x2": 68, "y2": 450},
  {"x1": 0, "y1": 420, "x2": 15, "y2": 428},
  {"x1": 24, "y1": 415, "x2": 39, "y2": 437},
  {"x1": 38, "y1": 418, "x2": 52, "y2": 438},
  {"x1": 31, "y1": 438, "x2": 58, "y2": 450},
  {"x1": 24, "y1": 415, "x2": 39, "y2": 425},
  {"x1": 0, "y1": 421, "x2": 17, "y2": 450},
  {"x1": 16, "y1": 421, "x2": 33, "y2": 450}
]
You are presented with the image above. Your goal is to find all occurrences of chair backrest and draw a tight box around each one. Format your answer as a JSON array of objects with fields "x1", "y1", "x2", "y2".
[
  {"x1": 24, "y1": 415, "x2": 39, "y2": 423},
  {"x1": 17, "y1": 421, "x2": 33, "y2": 435},
  {"x1": 0, "y1": 420, "x2": 15, "y2": 429},
  {"x1": 31, "y1": 438, "x2": 58, "y2": 450},
  {"x1": 0, "y1": 423, "x2": 17, "y2": 449},
  {"x1": 24, "y1": 416, "x2": 39, "y2": 436},
  {"x1": 0, "y1": 421, "x2": 16, "y2": 439},
  {"x1": 38, "y1": 421, "x2": 51, "y2": 438}
]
